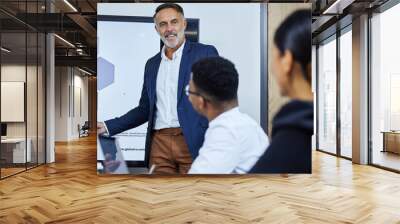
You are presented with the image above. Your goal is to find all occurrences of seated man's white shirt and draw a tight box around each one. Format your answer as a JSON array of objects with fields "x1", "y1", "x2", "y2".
[{"x1": 189, "y1": 107, "x2": 269, "y2": 174}]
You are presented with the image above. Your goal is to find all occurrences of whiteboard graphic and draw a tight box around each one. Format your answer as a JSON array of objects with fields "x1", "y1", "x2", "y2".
[
  {"x1": 1, "y1": 82, "x2": 25, "y2": 122},
  {"x1": 97, "y1": 20, "x2": 160, "y2": 162}
]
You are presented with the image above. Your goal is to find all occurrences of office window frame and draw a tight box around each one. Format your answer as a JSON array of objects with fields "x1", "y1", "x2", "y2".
[
  {"x1": 0, "y1": 0, "x2": 47, "y2": 180},
  {"x1": 316, "y1": 34, "x2": 338, "y2": 156},
  {"x1": 368, "y1": 0, "x2": 400, "y2": 173},
  {"x1": 315, "y1": 23, "x2": 353, "y2": 161},
  {"x1": 338, "y1": 25, "x2": 353, "y2": 160}
]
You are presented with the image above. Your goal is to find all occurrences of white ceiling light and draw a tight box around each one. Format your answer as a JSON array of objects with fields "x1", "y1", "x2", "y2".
[
  {"x1": 76, "y1": 48, "x2": 84, "y2": 55},
  {"x1": 63, "y1": 0, "x2": 78, "y2": 12},
  {"x1": 323, "y1": 0, "x2": 355, "y2": 15},
  {"x1": 54, "y1": 34, "x2": 75, "y2": 48},
  {"x1": 78, "y1": 67, "x2": 92, "y2": 76},
  {"x1": 1, "y1": 47, "x2": 11, "y2": 53}
]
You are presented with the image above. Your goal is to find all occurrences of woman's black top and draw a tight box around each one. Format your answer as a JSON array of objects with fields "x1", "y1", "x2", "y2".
[{"x1": 250, "y1": 100, "x2": 313, "y2": 173}]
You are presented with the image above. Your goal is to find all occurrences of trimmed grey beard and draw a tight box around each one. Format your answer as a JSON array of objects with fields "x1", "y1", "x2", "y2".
[{"x1": 161, "y1": 30, "x2": 185, "y2": 49}]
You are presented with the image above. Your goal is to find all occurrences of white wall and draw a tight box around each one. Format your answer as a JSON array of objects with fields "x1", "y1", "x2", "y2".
[
  {"x1": 55, "y1": 67, "x2": 68, "y2": 141},
  {"x1": 1, "y1": 65, "x2": 26, "y2": 81},
  {"x1": 72, "y1": 72, "x2": 89, "y2": 138},
  {"x1": 55, "y1": 67, "x2": 89, "y2": 141},
  {"x1": 98, "y1": 3, "x2": 261, "y2": 123}
]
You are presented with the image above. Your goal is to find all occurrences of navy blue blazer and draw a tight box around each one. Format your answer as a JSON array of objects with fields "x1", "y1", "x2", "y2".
[{"x1": 105, "y1": 40, "x2": 219, "y2": 167}]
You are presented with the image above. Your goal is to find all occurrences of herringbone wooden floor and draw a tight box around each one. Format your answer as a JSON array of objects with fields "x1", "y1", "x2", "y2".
[{"x1": 0, "y1": 135, "x2": 400, "y2": 224}]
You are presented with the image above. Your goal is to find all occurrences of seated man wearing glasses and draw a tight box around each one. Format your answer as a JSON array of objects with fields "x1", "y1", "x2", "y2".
[{"x1": 186, "y1": 57, "x2": 269, "y2": 174}]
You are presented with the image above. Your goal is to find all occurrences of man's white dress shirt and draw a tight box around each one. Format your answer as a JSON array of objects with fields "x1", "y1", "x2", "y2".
[
  {"x1": 189, "y1": 107, "x2": 269, "y2": 174},
  {"x1": 102, "y1": 42, "x2": 185, "y2": 134},
  {"x1": 154, "y1": 41, "x2": 185, "y2": 130}
]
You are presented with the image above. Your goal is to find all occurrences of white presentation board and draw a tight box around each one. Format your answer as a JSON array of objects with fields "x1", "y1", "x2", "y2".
[
  {"x1": 98, "y1": 3, "x2": 262, "y2": 122},
  {"x1": 1, "y1": 82, "x2": 25, "y2": 122},
  {"x1": 97, "y1": 3, "x2": 262, "y2": 162},
  {"x1": 97, "y1": 20, "x2": 159, "y2": 161}
]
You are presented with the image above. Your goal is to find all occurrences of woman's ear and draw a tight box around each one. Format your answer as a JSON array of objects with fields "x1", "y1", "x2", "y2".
[{"x1": 282, "y1": 50, "x2": 294, "y2": 78}]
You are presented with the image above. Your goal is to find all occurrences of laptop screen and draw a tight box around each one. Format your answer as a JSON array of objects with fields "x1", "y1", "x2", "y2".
[{"x1": 97, "y1": 135, "x2": 129, "y2": 174}]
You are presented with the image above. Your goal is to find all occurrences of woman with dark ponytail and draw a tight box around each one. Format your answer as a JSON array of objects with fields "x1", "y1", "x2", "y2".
[{"x1": 250, "y1": 9, "x2": 313, "y2": 173}]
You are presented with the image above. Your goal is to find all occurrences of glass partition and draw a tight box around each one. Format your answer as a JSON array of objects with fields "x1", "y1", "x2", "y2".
[
  {"x1": 27, "y1": 30, "x2": 38, "y2": 169},
  {"x1": 339, "y1": 28, "x2": 352, "y2": 158},
  {"x1": 38, "y1": 32, "x2": 45, "y2": 165},
  {"x1": 370, "y1": 3, "x2": 400, "y2": 171},
  {"x1": 1, "y1": 30, "x2": 28, "y2": 177},
  {"x1": 317, "y1": 36, "x2": 337, "y2": 155},
  {"x1": 0, "y1": 1, "x2": 46, "y2": 179},
  {"x1": 26, "y1": 0, "x2": 40, "y2": 169}
]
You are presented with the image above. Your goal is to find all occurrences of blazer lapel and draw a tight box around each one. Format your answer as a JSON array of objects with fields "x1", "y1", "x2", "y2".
[
  {"x1": 149, "y1": 54, "x2": 162, "y2": 102},
  {"x1": 177, "y1": 41, "x2": 192, "y2": 103}
]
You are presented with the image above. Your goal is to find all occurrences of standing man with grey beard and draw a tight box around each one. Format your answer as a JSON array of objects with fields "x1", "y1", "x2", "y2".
[{"x1": 98, "y1": 3, "x2": 219, "y2": 174}]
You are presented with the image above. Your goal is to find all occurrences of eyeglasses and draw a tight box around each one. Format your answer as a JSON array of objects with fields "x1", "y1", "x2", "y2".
[
  {"x1": 185, "y1": 84, "x2": 200, "y2": 97},
  {"x1": 185, "y1": 84, "x2": 209, "y2": 101}
]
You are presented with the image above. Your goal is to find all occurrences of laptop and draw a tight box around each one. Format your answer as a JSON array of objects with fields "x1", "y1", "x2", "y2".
[
  {"x1": 97, "y1": 135, "x2": 129, "y2": 174},
  {"x1": 1, "y1": 123, "x2": 7, "y2": 140},
  {"x1": 97, "y1": 135, "x2": 150, "y2": 174}
]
